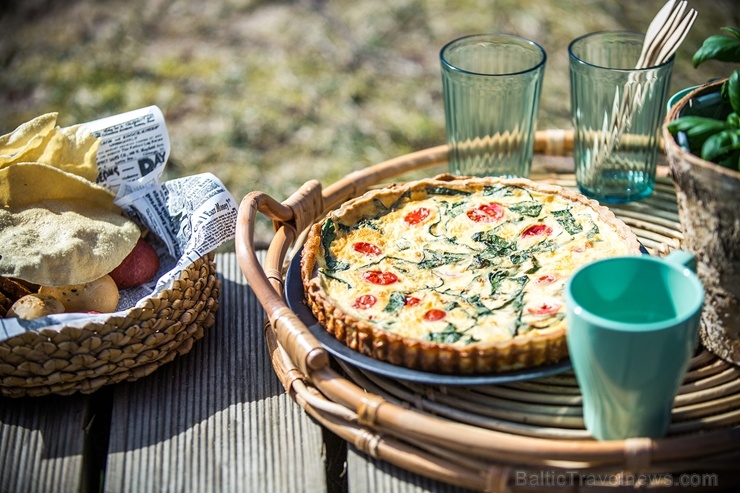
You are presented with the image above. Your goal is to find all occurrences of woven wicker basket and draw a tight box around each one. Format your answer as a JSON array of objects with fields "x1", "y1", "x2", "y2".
[
  {"x1": 236, "y1": 132, "x2": 740, "y2": 491},
  {"x1": 0, "y1": 253, "x2": 220, "y2": 397}
]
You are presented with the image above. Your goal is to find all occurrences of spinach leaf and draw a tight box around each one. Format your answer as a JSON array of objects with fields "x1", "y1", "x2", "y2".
[
  {"x1": 321, "y1": 219, "x2": 349, "y2": 271},
  {"x1": 418, "y1": 249, "x2": 468, "y2": 269},
  {"x1": 532, "y1": 240, "x2": 557, "y2": 253},
  {"x1": 509, "y1": 251, "x2": 531, "y2": 265},
  {"x1": 472, "y1": 250, "x2": 501, "y2": 269},
  {"x1": 488, "y1": 270, "x2": 508, "y2": 295},
  {"x1": 444, "y1": 300, "x2": 460, "y2": 311},
  {"x1": 384, "y1": 291, "x2": 407, "y2": 313},
  {"x1": 472, "y1": 231, "x2": 516, "y2": 256},
  {"x1": 319, "y1": 269, "x2": 352, "y2": 288},
  {"x1": 355, "y1": 217, "x2": 381, "y2": 232},
  {"x1": 482, "y1": 185, "x2": 532, "y2": 200},
  {"x1": 466, "y1": 295, "x2": 492, "y2": 317},
  {"x1": 423, "y1": 323, "x2": 478, "y2": 345},
  {"x1": 552, "y1": 209, "x2": 583, "y2": 235},
  {"x1": 525, "y1": 255, "x2": 541, "y2": 274},
  {"x1": 425, "y1": 186, "x2": 471, "y2": 196},
  {"x1": 448, "y1": 200, "x2": 468, "y2": 218},
  {"x1": 509, "y1": 201, "x2": 543, "y2": 217}
]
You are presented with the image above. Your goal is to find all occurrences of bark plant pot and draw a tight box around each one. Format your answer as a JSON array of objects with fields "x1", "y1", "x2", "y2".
[{"x1": 663, "y1": 79, "x2": 740, "y2": 365}]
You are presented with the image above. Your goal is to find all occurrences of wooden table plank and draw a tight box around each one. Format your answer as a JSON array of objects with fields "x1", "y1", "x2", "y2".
[
  {"x1": 346, "y1": 447, "x2": 478, "y2": 493},
  {"x1": 0, "y1": 393, "x2": 92, "y2": 493},
  {"x1": 103, "y1": 252, "x2": 327, "y2": 493}
]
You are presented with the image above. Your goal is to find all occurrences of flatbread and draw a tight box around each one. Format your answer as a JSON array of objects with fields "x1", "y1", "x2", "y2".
[
  {"x1": 0, "y1": 163, "x2": 140, "y2": 286},
  {"x1": 0, "y1": 114, "x2": 99, "y2": 182}
]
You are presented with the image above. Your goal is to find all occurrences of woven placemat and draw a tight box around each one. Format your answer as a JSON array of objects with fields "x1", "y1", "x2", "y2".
[{"x1": 0, "y1": 253, "x2": 220, "y2": 397}]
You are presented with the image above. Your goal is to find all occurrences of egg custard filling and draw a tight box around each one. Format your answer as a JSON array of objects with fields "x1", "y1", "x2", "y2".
[{"x1": 301, "y1": 175, "x2": 641, "y2": 374}]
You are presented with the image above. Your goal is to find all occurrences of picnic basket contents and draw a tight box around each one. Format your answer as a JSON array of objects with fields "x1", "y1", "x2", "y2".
[
  {"x1": 236, "y1": 133, "x2": 740, "y2": 490},
  {"x1": 0, "y1": 108, "x2": 236, "y2": 397}
]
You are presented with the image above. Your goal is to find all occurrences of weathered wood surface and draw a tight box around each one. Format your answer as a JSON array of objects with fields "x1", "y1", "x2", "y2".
[
  {"x1": 0, "y1": 392, "x2": 92, "y2": 493},
  {"x1": 0, "y1": 251, "x2": 495, "y2": 493},
  {"x1": 103, "y1": 252, "x2": 327, "y2": 493}
]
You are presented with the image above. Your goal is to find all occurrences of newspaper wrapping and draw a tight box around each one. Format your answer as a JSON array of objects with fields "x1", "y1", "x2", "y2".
[{"x1": 0, "y1": 106, "x2": 237, "y2": 342}]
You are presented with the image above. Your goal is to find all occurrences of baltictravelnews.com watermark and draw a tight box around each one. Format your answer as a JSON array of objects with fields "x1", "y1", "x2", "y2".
[{"x1": 514, "y1": 470, "x2": 720, "y2": 488}]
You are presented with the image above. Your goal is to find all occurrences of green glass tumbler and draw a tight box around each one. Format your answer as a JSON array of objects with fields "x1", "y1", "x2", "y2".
[
  {"x1": 569, "y1": 31, "x2": 674, "y2": 203},
  {"x1": 441, "y1": 34, "x2": 546, "y2": 178}
]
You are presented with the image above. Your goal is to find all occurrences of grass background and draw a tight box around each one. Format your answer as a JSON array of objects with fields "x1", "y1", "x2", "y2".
[{"x1": 1, "y1": 0, "x2": 738, "y2": 244}]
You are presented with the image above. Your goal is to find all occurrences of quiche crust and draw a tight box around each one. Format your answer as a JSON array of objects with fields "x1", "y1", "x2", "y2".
[{"x1": 301, "y1": 174, "x2": 641, "y2": 374}]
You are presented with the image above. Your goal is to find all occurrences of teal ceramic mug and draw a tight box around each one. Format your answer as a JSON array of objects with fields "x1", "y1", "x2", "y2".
[{"x1": 565, "y1": 250, "x2": 704, "y2": 441}]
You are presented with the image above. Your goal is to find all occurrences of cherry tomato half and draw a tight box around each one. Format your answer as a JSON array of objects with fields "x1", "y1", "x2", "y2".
[
  {"x1": 466, "y1": 203, "x2": 504, "y2": 223},
  {"x1": 527, "y1": 302, "x2": 561, "y2": 316},
  {"x1": 404, "y1": 207, "x2": 431, "y2": 225},
  {"x1": 362, "y1": 270, "x2": 399, "y2": 285},
  {"x1": 521, "y1": 224, "x2": 553, "y2": 238},
  {"x1": 353, "y1": 242, "x2": 381, "y2": 256},
  {"x1": 423, "y1": 309, "x2": 446, "y2": 321},
  {"x1": 404, "y1": 296, "x2": 421, "y2": 306},
  {"x1": 535, "y1": 274, "x2": 558, "y2": 286},
  {"x1": 353, "y1": 294, "x2": 377, "y2": 309}
]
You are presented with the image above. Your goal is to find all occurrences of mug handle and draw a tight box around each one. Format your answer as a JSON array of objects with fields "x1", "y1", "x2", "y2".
[{"x1": 665, "y1": 249, "x2": 697, "y2": 272}]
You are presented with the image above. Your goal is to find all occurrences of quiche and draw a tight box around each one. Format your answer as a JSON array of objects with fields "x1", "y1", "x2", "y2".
[{"x1": 301, "y1": 175, "x2": 641, "y2": 374}]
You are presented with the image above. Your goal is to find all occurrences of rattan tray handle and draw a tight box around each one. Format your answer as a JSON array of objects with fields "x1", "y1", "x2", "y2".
[{"x1": 236, "y1": 181, "x2": 329, "y2": 375}]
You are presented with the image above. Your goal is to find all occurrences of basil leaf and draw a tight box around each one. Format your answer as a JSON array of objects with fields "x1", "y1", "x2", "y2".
[
  {"x1": 722, "y1": 27, "x2": 740, "y2": 39},
  {"x1": 692, "y1": 33, "x2": 740, "y2": 67},
  {"x1": 472, "y1": 250, "x2": 499, "y2": 269},
  {"x1": 448, "y1": 200, "x2": 467, "y2": 217},
  {"x1": 667, "y1": 116, "x2": 732, "y2": 155},
  {"x1": 727, "y1": 69, "x2": 740, "y2": 115},
  {"x1": 701, "y1": 129, "x2": 740, "y2": 162},
  {"x1": 525, "y1": 255, "x2": 541, "y2": 274},
  {"x1": 444, "y1": 301, "x2": 459, "y2": 311},
  {"x1": 321, "y1": 218, "x2": 337, "y2": 250},
  {"x1": 668, "y1": 116, "x2": 730, "y2": 138}
]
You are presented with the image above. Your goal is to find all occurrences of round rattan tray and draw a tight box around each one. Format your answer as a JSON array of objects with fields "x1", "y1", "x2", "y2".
[
  {"x1": 236, "y1": 130, "x2": 740, "y2": 491},
  {"x1": 0, "y1": 253, "x2": 220, "y2": 397}
]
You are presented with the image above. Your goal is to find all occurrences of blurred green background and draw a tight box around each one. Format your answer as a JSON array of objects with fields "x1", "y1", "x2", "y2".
[{"x1": 1, "y1": 0, "x2": 738, "y2": 244}]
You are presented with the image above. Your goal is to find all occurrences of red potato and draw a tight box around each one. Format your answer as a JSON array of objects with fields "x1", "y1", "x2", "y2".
[{"x1": 108, "y1": 238, "x2": 160, "y2": 289}]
